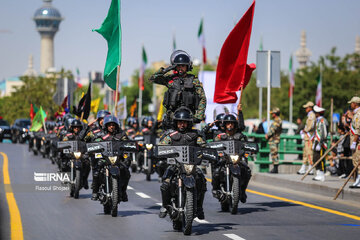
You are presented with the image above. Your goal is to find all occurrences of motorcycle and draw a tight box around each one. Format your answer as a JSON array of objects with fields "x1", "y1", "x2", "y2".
[
  {"x1": 207, "y1": 140, "x2": 258, "y2": 214},
  {"x1": 57, "y1": 140, "x2": 88, "y2": 199},
  {"x1": 40, "y1": 133, "x2": 57, "y2": 159},
  {"x1": 86, "y1": 140, "x2": 138, "y2": 217},
  {"x1": 31, "y1": 131, "x2": 44, "y2": 155},
  {"x1": 155, "y1": 145, "x2": 217, "y2": 235}
]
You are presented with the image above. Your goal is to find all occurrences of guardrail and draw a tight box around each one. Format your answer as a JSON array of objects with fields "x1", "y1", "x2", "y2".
[{"x1": 243, "y1": 133, "x2": 338, "y2": 172}]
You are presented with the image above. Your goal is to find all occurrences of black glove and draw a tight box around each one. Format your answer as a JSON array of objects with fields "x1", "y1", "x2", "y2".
[
  {"x1": 162, "y1": 65, "x2": 176, "y2": 73},
  {"x1": 193, "y1": 118, "x2": 202, "y2": 124}
]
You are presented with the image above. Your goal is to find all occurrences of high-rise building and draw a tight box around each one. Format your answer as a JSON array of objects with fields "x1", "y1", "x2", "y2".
[
  {"x1": 295, "y1": 30, "x2": 312, "y2": 68},
  {"x1": 33, "y1": 0, "x2": 63, "y2": 73}
]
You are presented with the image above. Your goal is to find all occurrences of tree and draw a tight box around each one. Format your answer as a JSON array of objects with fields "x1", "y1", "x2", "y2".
[{"x1": 0, "y1": 75, "x2": 57, "y2": 124}]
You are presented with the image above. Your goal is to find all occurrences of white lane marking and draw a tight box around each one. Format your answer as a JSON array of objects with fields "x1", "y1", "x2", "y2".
[
  {"x1": 156, "y1": 203, "x2": 162, "y2": 206},
  {"x1": 135, "y1": 192, "x2": 151, "y2": 198},
  {"x1": 194, "y1": 218, "x2": 209, "y2": 224},
  {"x1": 127, "y1": 186, "x2": 134, "y2": 190},
  {"x1": 223, "y1": 234, "x2": 246, "y2": 240}
]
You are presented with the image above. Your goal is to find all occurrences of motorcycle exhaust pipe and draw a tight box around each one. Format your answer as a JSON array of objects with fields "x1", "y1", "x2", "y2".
[
  {"x1": 226, "y1": 166, "x2": 230, "y2": 194},
  {"x1": 178, "y1": 178, "x2": 183, "y2": 211},
  {"x1": 144, "y1": 149, "x2": 148, "y2": 169},
  {"x1": 70, "y1": 161, "x2": 74, "y2": 184},
  {"x1": 106, "y1": 168, "x2": 110, "y2": 197}
]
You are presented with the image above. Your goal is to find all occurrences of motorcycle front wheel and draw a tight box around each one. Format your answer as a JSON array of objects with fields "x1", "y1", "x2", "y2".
[
  {"x1": 182, "y1": 189, "x2": 195, "y2": 235},
  {"x1": 111, "y1": 177, "x2": 119, "y2": 217},
  {"x1": 74, "y1": 169, "x2": 81, "y2": 199},
  {"x1": 230, "y1": 176, "x2": 240, "y2": 214}
]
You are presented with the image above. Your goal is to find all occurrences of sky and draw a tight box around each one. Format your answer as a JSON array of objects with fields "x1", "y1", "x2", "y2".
[{"x1": 0, "y1": 0, "x2": 359, "y2": 84}]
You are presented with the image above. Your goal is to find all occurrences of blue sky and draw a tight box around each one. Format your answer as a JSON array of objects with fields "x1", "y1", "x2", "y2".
[{"x1": 0, "y1": 0, "x2": 359, "y2": 83}]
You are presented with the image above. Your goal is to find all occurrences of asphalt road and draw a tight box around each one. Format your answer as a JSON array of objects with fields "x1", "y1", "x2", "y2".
[{"x1": 1, "y1": 142, "x2": 360, "y2": 240}]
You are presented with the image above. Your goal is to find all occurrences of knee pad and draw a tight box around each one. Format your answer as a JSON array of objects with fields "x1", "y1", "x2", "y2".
[{"x1": 160, "y1": 180, "x2": 170, "y2": 192}]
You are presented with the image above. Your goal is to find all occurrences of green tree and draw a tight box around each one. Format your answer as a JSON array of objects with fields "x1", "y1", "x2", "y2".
[{"x1": 0, "y1": 75, "x2": 57, "y2": 124}]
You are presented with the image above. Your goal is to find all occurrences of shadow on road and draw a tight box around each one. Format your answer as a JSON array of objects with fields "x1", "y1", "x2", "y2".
[
  {"x1": 254, "y1": 201, "x2": 297, "y2": 208},
  {"x1": 238, "y1": 207, "x2": 268, "y2": 215},
  {"x1": 191, "y1": 222, "x2": 239, "y2": 235},
  {"x1": 118, "y1": 210, "x2": 152, "y2": 217}
]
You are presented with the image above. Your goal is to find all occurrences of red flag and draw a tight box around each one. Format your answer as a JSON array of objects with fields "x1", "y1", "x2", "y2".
[
  {"x1": 214, "y1": 0, "x2": 256, "y2": 103},
  {"x1": 61, "y1": 95, "x2": 68, "y2": 110},
  {"x1": 30, "y1": 104, "x2": 35, "y2": 120}
]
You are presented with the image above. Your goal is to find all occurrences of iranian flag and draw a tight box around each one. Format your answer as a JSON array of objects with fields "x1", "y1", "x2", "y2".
[
  {"x1": 315, "y1": 73, "x2": 322, "y2": 107},
  {"x1": 139, "y1": 46, "x2": 147, "y2": 91},
  {"x1": 198, "y1": 18, "x2": 207, "y2": 64},
  {"x1": 288, "y1": 55, "x2": 294, "y2": 97}
]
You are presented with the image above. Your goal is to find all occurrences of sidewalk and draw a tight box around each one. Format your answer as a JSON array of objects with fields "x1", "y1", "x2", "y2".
[{"x1": 249, "y1": 172, "x2": 360, "y2": 203}]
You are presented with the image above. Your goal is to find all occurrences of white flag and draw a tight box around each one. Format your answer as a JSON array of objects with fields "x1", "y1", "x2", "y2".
[{"x1": 116, "y1": 96, "x2": 127, "y2": 120}]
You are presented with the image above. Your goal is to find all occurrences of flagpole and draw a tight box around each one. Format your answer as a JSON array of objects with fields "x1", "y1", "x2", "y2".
[
  {"x1": 138, "y1": 85, "x2": 142, "y2": 118},
  {"x1": 114, "y1": 65, "x2": 120, "y2": 116},
  {"x1": 259, "y1": 87, "x2": 262, "y2": 120}
]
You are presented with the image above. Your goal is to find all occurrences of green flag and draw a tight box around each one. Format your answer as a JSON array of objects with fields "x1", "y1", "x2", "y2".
[
  {"x1": 30, "y1": 106, "x2": 46, "y2": 132},
  {"x1": 93, "y1": 0, "x2": 121, "y2": 90}
]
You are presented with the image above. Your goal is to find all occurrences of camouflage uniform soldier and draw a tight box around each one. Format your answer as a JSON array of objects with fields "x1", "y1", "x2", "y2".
[
  {"x1": 158, "y1": 108, "x2": 207, "y2": 220},
  {"x1": 265, "y1": 107, "x2": 282, "y2": 173},
  {"x1": 348, "y1": 97, "x2": 360, "y2": 188},
  {"x1": 149, "y1": 50, "x2": 206, "y2": 125},
  {"x1": 297, "y1": 101, "x2": 316, "y2": 175},
  {"x1": 312, "y1": 106, "x2": 328, "y2": 182}
]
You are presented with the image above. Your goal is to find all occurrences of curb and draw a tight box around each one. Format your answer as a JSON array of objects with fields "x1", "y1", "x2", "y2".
[{"x1": 250, "y1": 173, "x2": 360, "y2": 203}]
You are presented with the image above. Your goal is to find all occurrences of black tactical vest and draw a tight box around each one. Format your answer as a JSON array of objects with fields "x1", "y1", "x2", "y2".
[
  {"x1": 219, "y1": 132, "x2": 246, "y2": 141},
  {"x1": 102, "y1": 130, "x2": 127, "y2": 141},
  {"x1": 169, "y1": 131, "x2": 198, "y2": 146},
  {"x1": 163, "y1": 75, "x2": 199, "y2": 112}
]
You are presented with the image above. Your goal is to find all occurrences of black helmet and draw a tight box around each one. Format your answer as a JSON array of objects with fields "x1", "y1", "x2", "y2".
[
  {"x1": 141, "y1": 116, "x2": 154, "y2": 128},
  {"x1": 96, "y1": 110, "x2": 111, "y2": 119},
  {"x1": 103, "y1": 115, "x2": 120, "y2": 130},
  {"x1": 46, "y1": 121, "x2": 56, "y2": 131},
  {"x1": 128, "y1": 117, "x2": 139, "y2": 127},
  {"x1": 173, "y1": 108, "x2": 193, "y2": 132},
  {"x1": 223, "y1": 114, "x2": 238, "y2": 131},
  {"x1": 70, "y1": 119, "x2": 83, "y2": 132},
  {"x1": 63, "y1": 113, "x2": 73, "y2": 123},
  {"x1": 170, "y1": 50, "x2": 193, "y2": 71},
  {"x1": 65, "y1": 117, "x2": 75, "y2": 130},
  {"x1": 215, "y1": 113, "x2": 225, "y2": 129}
]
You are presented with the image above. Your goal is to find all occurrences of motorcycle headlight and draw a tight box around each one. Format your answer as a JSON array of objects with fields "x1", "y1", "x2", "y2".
[
  {"x1": 145, "y1": 144, "x2": 153, "y2": 150},
  {"x1": 0, "y1": 128, "x2": 3, "y2": 132},
  {"x1": 108, "y1": 156, "x2": 118, "y2": 165},
  {"x1": 230, "y1": 155, "x2": 240, "y2": 164},
  {"x1": 183, "y1": 164, "x2": 194, "y2": 175},
  {"x1": 73, "y1": 152, "x2": 82, "y2": 159},
  {"x1": 22, "y1": 128, "x2": 26, "y2": 132},
  {"x1": 123, "y1": 153, "x2": 128, "y2": 159}
]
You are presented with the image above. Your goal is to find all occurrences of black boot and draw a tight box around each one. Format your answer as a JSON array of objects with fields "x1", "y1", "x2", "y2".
[
  {"x1": 270, "y1": 165, "x2": 278, "y2": 174},
  {"x1": 197, "y1": 191, "x2": 205, "y2": 220},
  {"x1": 240, "y1": 164, "x2": 251, "y2": 203},
  {"x1": 159, "y1": 181, "x2": 171, "y2": 218},
  {"x1": 82, "y1": 163, "x2": 91, "y2": 189},
  {"x1": 91, "y1": 175, "x2": 99, "y2": 201}
]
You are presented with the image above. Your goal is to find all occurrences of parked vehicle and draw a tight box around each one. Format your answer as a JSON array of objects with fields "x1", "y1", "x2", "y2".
[
  {"x1": 0, "y1": 119, "x2": 12, "y2": 142},
  {"x1": 11, "y1": 119, "x2": 31, "y2": 143}
]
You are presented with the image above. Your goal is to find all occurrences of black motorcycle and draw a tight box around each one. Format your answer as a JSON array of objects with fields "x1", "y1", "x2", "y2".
[
  {"x1": 57, "y1": 140, "x2": 88, "y2": 199},
  {"x1": 87, "y1": 140, "x2": 138, "y2": 217},
  {"x1": 31, "y1": 131, "x2": 44, "y2": 155},
  {"x1": 208, "y1": 140, "x2": 258, "y2": 214},
  {"x1": 40, "y1": 133, "x2": 57, "y2": 159},
  {"x1": 155, "y1": 145, "x2": 217, "y2": 235}
]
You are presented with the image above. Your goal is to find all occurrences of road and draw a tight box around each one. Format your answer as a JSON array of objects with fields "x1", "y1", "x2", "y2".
[{"x1": 1, "y1": 142, "x2": 360, "y2": 240}]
